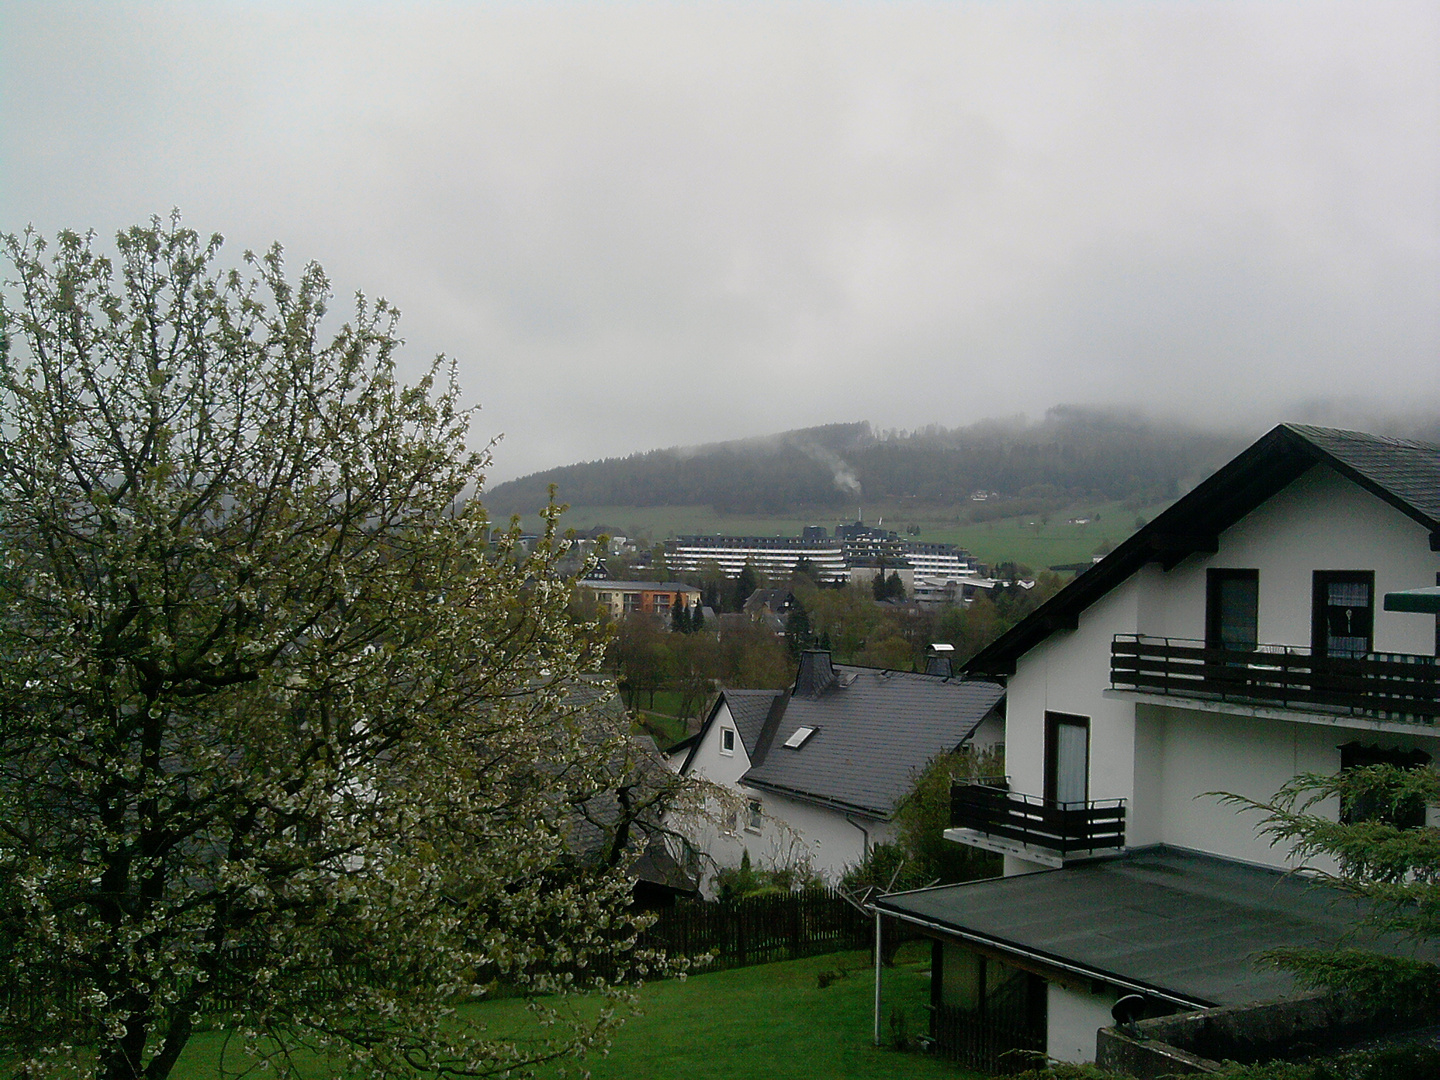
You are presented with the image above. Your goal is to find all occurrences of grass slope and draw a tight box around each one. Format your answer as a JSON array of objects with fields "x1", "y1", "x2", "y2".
[{"x1": 169, "y1": 948, "x2": 975, "y2": 1080}]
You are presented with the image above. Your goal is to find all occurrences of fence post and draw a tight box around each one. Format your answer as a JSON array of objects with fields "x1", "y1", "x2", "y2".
[{"x1": 790, "y1": 894, "x2": 802, "y2": 959}]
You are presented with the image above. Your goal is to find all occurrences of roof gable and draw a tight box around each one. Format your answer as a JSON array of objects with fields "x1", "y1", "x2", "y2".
[
  {"x1": 678, "y1": 688, "x2": 784, "y2": 774},
  {"x1": 966, "y1": 424, "x2": 1440, "y2": 677}
]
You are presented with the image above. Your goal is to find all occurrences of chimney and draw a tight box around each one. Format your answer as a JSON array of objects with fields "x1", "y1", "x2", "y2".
[
  {"x1": 925, "y1": 643, "x2": 955, "y2": 678},
  {"x1": 794, "y1": 649, "x2": 837, "y2": 697}
]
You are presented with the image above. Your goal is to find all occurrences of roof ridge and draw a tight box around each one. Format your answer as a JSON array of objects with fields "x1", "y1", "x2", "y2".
[{"x1": 1283, "y1": 422, "x2": 1440, "y2": 453}]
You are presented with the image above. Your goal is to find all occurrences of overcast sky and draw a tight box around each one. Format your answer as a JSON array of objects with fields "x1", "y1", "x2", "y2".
[{"x1": 3, "y1": 1, "x2": 1437, "y2": 483}]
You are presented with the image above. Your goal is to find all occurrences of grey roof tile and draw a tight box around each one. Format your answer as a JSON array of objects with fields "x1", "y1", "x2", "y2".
[
  {"x1": 739, "y1": 664, "x2": 1004, "y2": 818},
  {"x1": 722, "y1": 689, "x2": 786, "y2": 757}
]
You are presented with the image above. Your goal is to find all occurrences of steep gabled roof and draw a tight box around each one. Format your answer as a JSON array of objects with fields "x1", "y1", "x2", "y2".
[
  {"x1": 741, "y1": 659, "x2": 1005, "y2": 819},
  {"x1": 965, "y1": 424, "x2": 1440, "y2": 678},
  {"x1": 679, "y1": 688, "x2": 786, "y2": 773}
]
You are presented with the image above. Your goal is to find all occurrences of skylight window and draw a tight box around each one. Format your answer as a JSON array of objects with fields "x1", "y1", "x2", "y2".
[{"x1": 783, "y1": 726, "x2": 817, "y2": 749}]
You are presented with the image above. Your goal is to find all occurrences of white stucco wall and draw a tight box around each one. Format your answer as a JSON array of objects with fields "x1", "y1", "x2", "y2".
[
  {"x1": 734, "y1": 787, "x2": 896, "y2": 882},
  {"x1": 996, "y1": 462, "x2": 1440, "y2": 874},
  {"x1": 684, "y1": 700, "x2": 752, "y2": 787},
  {"x1": 1047, "y1": 983, "x2": 1118, "y2": 1064}
]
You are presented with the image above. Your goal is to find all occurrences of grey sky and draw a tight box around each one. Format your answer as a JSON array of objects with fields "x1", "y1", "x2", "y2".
[{"x1": 3, "y1": 2, "x2": 1437, "y2": 483}]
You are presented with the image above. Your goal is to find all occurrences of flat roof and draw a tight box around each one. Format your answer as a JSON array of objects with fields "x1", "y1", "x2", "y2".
[{"x1": 875, "y1": 846, "x2": 1436, "y2": 1008}]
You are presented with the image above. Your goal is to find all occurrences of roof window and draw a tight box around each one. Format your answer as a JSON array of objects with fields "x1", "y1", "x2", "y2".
[{"x1": 783, "y1": 726, "x2": 817, "y2": 749}]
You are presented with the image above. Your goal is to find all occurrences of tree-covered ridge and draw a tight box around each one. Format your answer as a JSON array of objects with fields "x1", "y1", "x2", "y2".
[{"x1": 485, "y1": 408, "x2": 1247, "y2": 516}]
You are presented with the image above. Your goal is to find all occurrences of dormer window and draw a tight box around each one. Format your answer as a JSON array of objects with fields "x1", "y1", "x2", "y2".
[
  {"x1": 783, "y1": 726, "x2": 816, "y2": 749},
  {"x1": 720, "y1": 727, "x2": 736, "y2": 755}
]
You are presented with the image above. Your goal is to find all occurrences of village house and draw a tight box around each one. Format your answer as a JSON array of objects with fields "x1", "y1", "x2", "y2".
[
  {"x1": 680, "y1": 649, "x2": 1005, "y2": 886},
  {"x1": 873, "y1": 424, "x2": 1440, "y2": 1070}
]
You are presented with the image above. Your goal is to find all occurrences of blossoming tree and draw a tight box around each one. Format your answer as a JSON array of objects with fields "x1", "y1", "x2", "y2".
[{"x1": 0, "y1": 218, "x2": 664, "y2": 1079}]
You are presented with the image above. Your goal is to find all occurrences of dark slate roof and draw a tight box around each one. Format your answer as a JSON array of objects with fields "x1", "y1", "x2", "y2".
[
  {"x1": 739, "y1": 662, "x2": 1005, "y2": 819},
  {"x1": 966, "y1": 424, "x2": 1440, "y2": 677},
  {"x1": 875, "y1": 846, "x2": 1439, "y2": 1008},
  {"x1": 725, "y1": 689, "x2": 788, "y2": 757}
]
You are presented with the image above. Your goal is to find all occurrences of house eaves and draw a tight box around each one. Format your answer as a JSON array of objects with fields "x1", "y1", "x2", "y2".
[
  {"x1": 965, "y1": 424, "x2": 1440, "y2": 678},
  {"x1": 741, "y1": 777, "x2": 892, "y2": 822}
]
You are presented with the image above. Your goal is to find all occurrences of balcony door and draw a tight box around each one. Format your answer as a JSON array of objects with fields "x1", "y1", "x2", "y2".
[
  {"x1": 1044, "y1": 711, "x2": 1089, "y2": 807},
  {"x1": 1206, "y1": 569, "x2": 1259, "y2": 653},
  {"x1": 1312, "y1": 571, "x2": 1375, "y2": 661}
]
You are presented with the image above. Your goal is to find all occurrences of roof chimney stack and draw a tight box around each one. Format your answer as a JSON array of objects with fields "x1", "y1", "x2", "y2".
[
  {"x1": 794, "y1": 649, "x2": 837, "y2": 697},
  {"x1": 925, "y1": 643, "x2": 955, "y2": 678}
]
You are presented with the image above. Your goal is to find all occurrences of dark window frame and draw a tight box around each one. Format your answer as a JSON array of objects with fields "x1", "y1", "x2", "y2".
[
  {"x1": 1311, "y1": 570, "x2": 1375, "y2": 660},
  {"x1": 1044, "y1": 711, "x2": 1090, "y2": 806},
  {"x1": 1206, "y1": 568, "x2": 1259, "y2": 652}
]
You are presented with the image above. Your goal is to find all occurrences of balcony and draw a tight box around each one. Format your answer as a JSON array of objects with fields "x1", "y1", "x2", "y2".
[
  {"x1": 1111, "y1": 634, "x2": 1440, "y2": 724},
  {"x1": 947, "y1": 778, "x2": 1127, "y2": 867}
]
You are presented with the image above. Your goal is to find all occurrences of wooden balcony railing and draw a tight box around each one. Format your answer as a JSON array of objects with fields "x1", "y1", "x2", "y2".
[
  {"x1": 949, "y1": 779, "x2": 1126, "y2": 857},
  {"x1": 1111, "y1": 634, "x2": 1440, "y2": 723}
]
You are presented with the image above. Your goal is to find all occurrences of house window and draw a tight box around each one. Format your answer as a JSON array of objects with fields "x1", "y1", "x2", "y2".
[
  {"x1": 746, "y1": 798, "x2": 763, "y2": 832},
  {"x1": 783, "y1": 726, "x2": 816, "y2": 749},
  {"x1": 653, "y1": 594, "x2": 671, "y2": 612},
  {"x1": 622, "y1": 592, "x2": 642, "y2": 613},
  {"x1": 1044, "y1": 712, "x2": 1089, "y2": 807},
  {"x1": 720, "y1": 727, "x2": 736, "y2": 755},
  {"x1": 1206, "y1": 569, "x2": 1259, "y2": 652},
  {"x1": 1338, "y1": 743, "x2": 1431, "y2": 828},
  {"x1": 1312, "y1": 571, "x2": 1374, "y2": 660}
]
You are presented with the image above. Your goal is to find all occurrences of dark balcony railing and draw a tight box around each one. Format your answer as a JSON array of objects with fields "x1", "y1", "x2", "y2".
[
  {"x1": 1111, "y1": 634, "x2": 1440, "y2": 723},
  {"x1": 950, "y1": 778, "x2": 1126, "y2": 857}
]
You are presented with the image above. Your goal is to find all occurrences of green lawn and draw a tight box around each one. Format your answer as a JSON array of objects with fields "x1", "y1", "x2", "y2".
[
  {"x1": 170, "y1": 948, "x2": 976, "y2": 1080},
  {"x1": 633, "y1": 708, "x2": 692, "y2": 750}
]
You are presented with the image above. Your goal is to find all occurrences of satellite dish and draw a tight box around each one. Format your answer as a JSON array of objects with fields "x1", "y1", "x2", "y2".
[{"x1": 1112, "y1": 994, "x2": 1147, "y2": 1034}]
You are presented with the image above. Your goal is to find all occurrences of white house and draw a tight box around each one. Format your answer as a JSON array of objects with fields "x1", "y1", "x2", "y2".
[
  {"x1": 679, "y1": 650, "x2": 1005, "y2": 886},
  {"x1": 874, "y1": 424, "x2": 1440, "y2": 1071}
]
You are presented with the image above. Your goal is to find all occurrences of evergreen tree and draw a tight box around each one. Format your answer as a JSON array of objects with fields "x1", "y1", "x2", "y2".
[
  {"x1": 691, "y1": 602, "x2": 705, "y2": 633},
  {"x1": 733, "y1": 560, "x2": 760, "y2": 611},
  {"x1": 784, "y1": 603, "x2": 813, "y2": 657}
]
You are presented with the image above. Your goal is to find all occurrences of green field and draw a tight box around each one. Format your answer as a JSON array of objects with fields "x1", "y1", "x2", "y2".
[
  {"x1": 534, "y1": 499, "x2": 1171, "y2": 574},
  {"x1": 168, "y1": 947, "x2": 973, "y2": 1080}
]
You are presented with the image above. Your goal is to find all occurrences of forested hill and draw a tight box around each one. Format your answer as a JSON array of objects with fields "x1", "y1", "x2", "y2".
[{"x1": 484, "y1": 408, "x2": 1248, "y2": 517}]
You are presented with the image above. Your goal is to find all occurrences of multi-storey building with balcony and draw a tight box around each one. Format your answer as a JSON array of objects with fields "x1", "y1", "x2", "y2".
[
  {"x1": 664, "y1": 535, "x2": 850, "y2": 583},
  {"x1": 873, "y1": 425, "x2": 1440, "y2": 1071},
  {"x1": 665, "y1": 530, "x2": 976, "y2": 597}
]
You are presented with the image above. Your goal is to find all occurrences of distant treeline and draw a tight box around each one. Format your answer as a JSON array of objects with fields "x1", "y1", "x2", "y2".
[{"x1": 485, "y1": 406, "x2": 1247, "y2": 517}]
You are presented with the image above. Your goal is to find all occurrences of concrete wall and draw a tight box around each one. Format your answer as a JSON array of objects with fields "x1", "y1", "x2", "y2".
[{"x1": 1047, "y1": 983, "x2": 1119, "y2": 1064}]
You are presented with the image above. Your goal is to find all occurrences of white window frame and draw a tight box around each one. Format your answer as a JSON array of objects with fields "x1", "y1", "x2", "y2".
[
  {"x1": 746, "y1": 798, "x2": 763, "y2": 832},
  {"x1": 720, "y1": 727, "x2": 736, "y2": 755}
]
